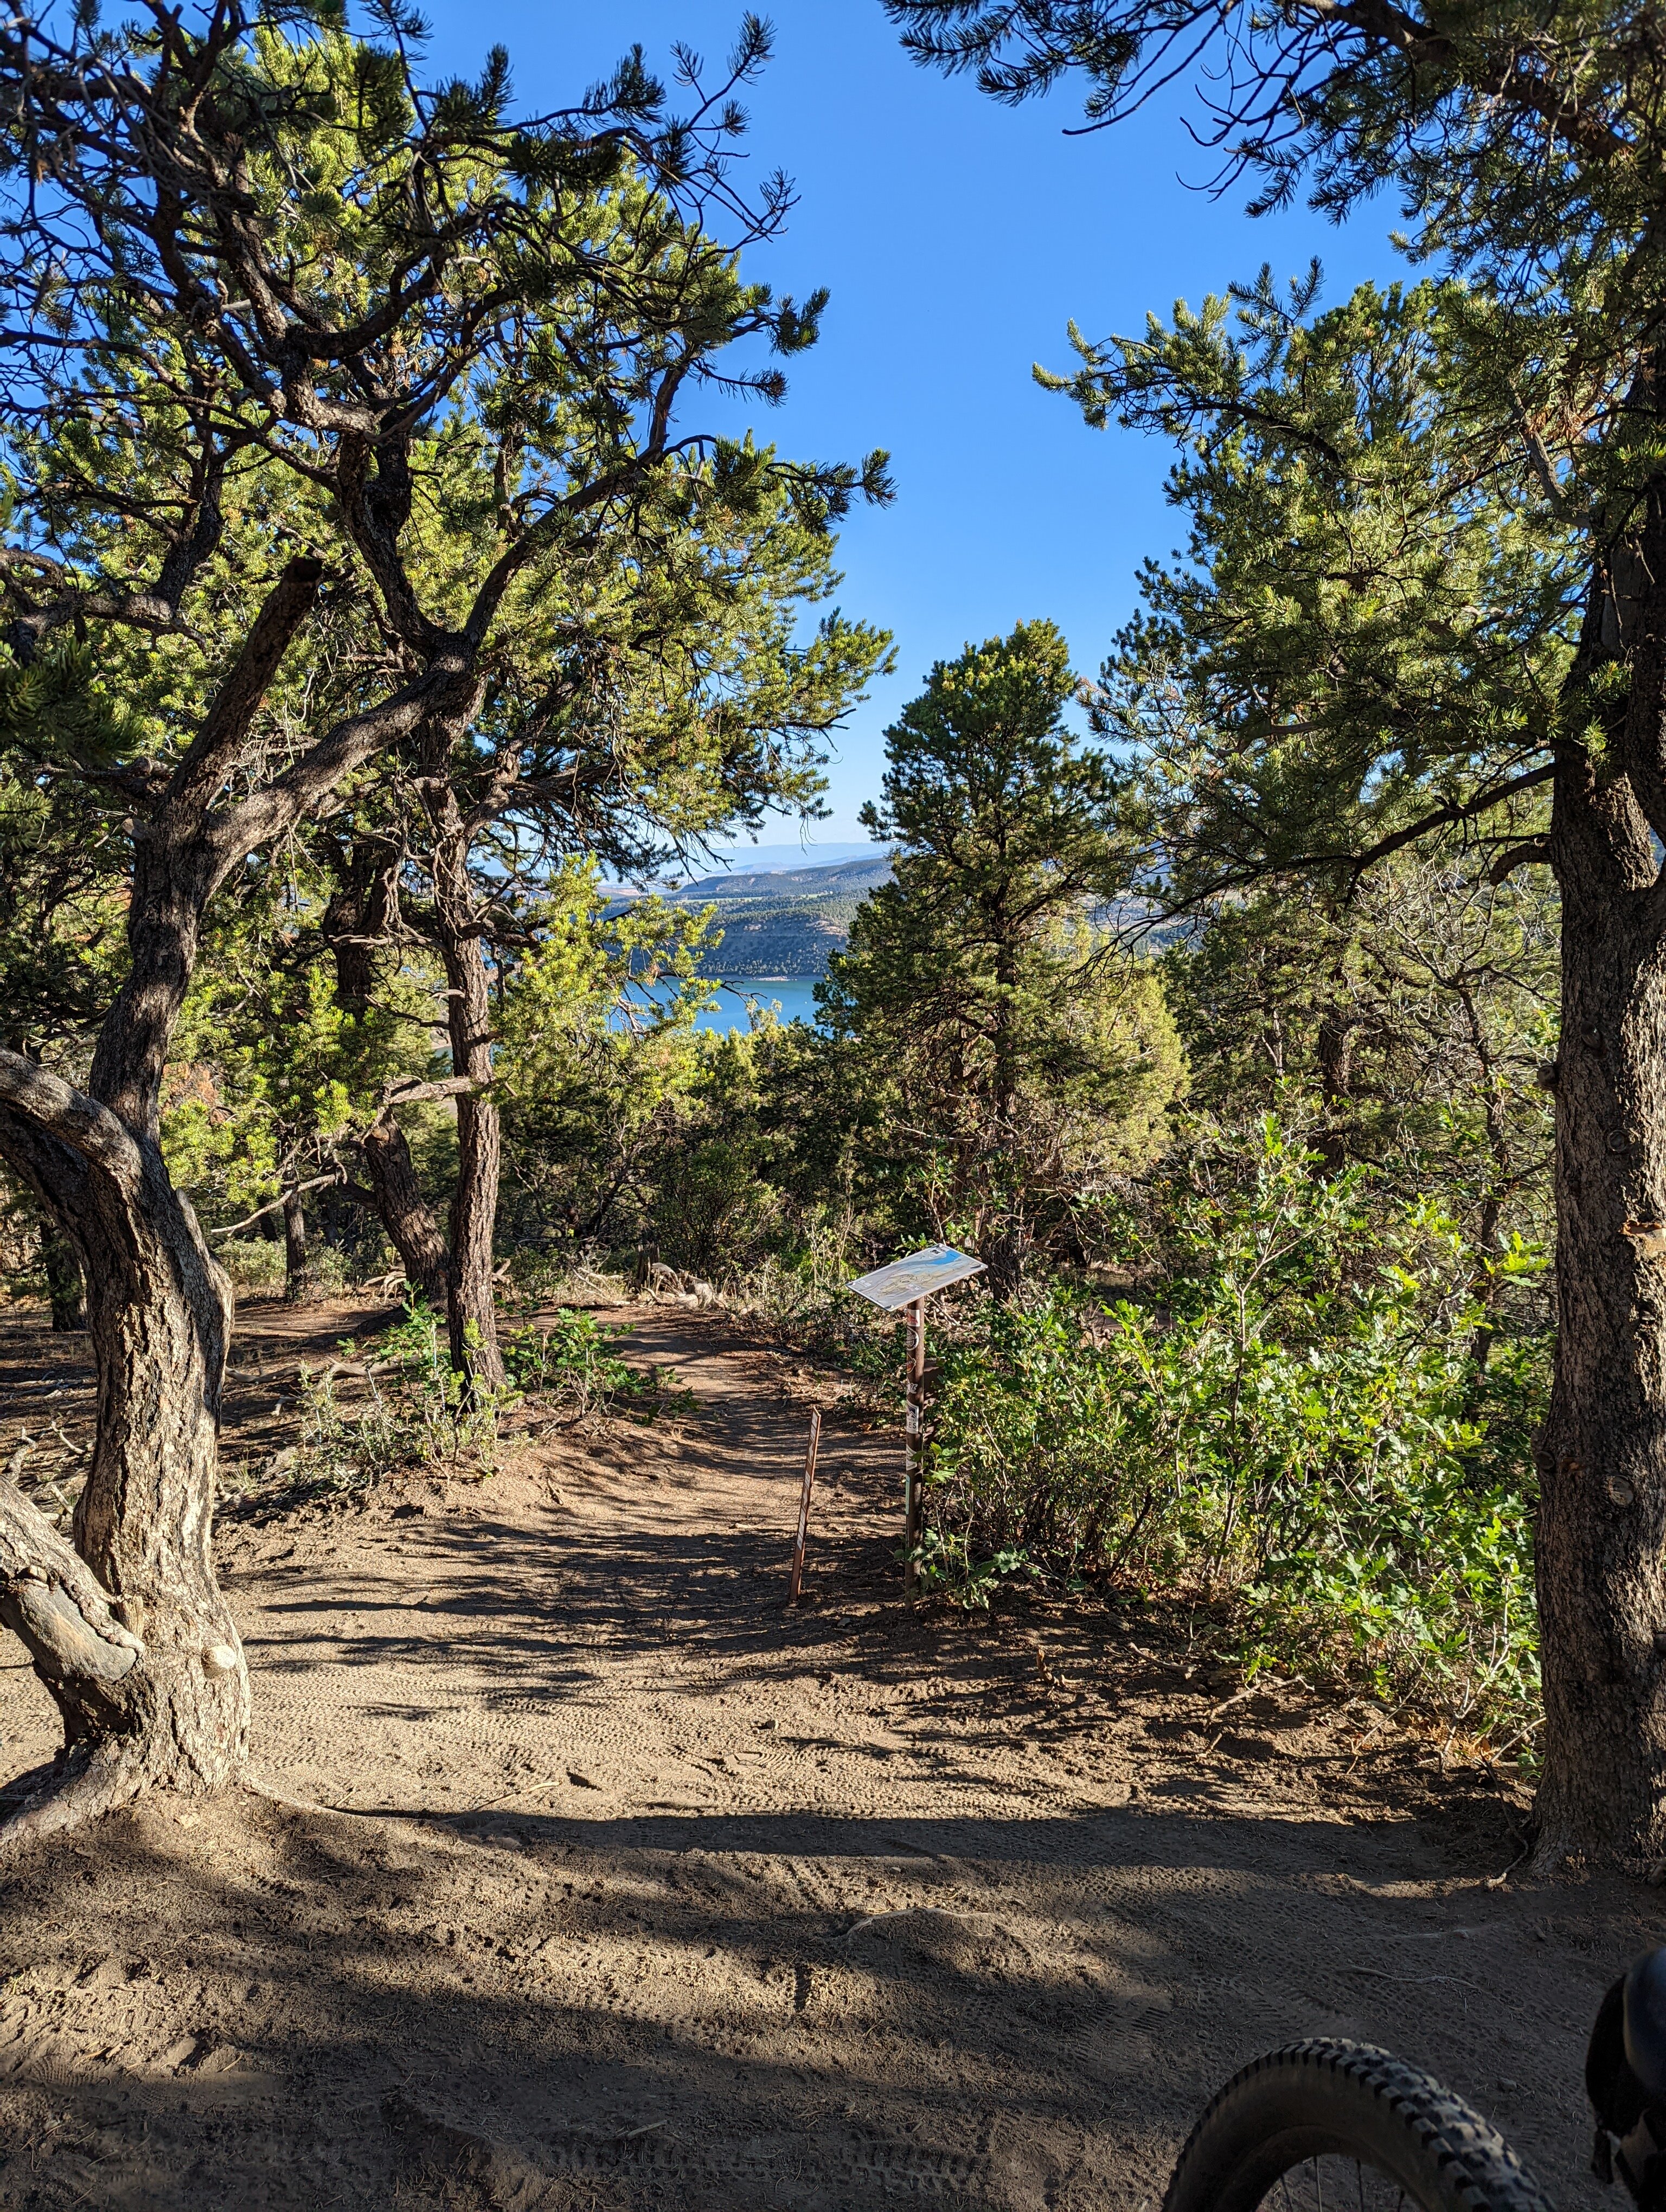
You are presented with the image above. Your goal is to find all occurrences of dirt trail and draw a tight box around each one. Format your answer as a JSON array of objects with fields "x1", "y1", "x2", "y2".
[{"x1": 0, "y1": 1301, "x2": 1651, "y2": 2210}]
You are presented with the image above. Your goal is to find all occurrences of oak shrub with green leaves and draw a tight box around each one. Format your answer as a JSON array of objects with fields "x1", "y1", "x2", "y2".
[{"x1": 921, "y1": 1118, "x2": 1548, "y2": 1741}]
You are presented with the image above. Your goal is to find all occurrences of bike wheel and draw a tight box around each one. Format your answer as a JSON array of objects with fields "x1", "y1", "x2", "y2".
[{"x1": 1163, "y1": 2040, "x2": 1553, "y2": 2212}]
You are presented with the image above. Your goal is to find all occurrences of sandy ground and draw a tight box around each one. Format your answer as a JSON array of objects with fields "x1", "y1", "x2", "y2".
[{"x1": 0, "y1": 1297, "x2": 1654, "y2": 2210}]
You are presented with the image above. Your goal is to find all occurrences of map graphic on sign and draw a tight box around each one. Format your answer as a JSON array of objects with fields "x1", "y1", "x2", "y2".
[{"x1": 846, "y1": 1243, "x2": 987, "y2": 1312}]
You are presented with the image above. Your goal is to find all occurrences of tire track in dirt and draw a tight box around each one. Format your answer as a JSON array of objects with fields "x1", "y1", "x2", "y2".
[{"x1": 0, "y1": 1301, "x2": 1649, "y2": 2210}]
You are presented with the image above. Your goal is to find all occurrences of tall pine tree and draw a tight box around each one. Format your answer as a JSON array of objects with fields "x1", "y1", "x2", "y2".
[{"x1": 824, "y1": 621, "x2": 1182, "y2": 1291}]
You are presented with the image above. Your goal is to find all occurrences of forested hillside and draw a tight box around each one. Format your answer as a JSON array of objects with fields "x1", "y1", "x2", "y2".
[
  {"x1": 697, "y1": 892, "x2": 864, "y2": 975},
  {"x1": 607, "y1": 854, "x2": 893, "y2": 977}
]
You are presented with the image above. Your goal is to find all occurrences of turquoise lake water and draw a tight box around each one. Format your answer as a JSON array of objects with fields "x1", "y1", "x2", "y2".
[{"x1": 613, "y1": 976, "x2": 825, "y2": 1034}]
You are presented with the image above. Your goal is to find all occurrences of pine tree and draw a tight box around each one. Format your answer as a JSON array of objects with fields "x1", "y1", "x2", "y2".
[
  {"x1": 0, "y1": 4, "x2": 886, "y2": 1837},
  {"x1": 889, "y1": 0, "x2": 1666, "y2": 1867},
  {"x1": 824, "y1": 621, "x2": 1184, "y2": 1291}
]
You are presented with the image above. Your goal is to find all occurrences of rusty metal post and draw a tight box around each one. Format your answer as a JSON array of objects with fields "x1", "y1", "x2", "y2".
[
  {"x1": 788, "y1": 1407, "x2": 822, "y2": 1604},
  {"x1": 904, "y1": 1297, "x2": 925, "y2": 1592}
]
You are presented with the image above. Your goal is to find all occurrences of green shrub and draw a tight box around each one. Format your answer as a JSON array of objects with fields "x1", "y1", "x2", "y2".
[
  {"x1": 503, "y1": 1308, "x2": 692, "y2": 1420},
  {"x1": 296, "y1": 1243, "x2": 350, "y2": 1300},
  {"x1": 219, "y1": 1237, "x2": 285, "y2": 1295},
  {"x1": 292, "y1": 1301, "x2": 511, "y2": 1494},
  {"x1": 922, "y1": 1120, "x2": 1548, "y2": 1739}
]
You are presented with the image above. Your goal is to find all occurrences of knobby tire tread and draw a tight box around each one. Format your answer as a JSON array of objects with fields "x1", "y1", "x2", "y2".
[{"x1": 1162, "y1": 2038, "x2": 1554, "y2": 2212}]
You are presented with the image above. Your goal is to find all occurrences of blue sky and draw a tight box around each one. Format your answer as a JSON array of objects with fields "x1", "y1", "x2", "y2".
[{"x1": 426, "y1": 0, "x2": 1407, "y2": 853}]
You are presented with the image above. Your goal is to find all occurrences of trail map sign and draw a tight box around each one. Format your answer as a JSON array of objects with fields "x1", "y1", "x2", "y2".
[
  {"x1": 846, "y1": 1244, "x2": 986, "y2": 1313},
  {"x1": 847, "y1": 1244, "x2": 986, "y2": 1589}
]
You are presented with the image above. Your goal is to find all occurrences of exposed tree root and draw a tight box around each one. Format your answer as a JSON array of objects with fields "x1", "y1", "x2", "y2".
[
  {"x1": 0, "y1": 1741, "x2": 145, "y2": 1851},
  {"x1": 241, "y1": 1770, "x2": 330, "y2": 1818}
]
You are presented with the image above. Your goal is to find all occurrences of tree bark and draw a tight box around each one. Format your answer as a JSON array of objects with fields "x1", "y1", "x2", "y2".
[
  {"x1": 321, "y1": 816, "x2": 504, "y2": 1379},
  {"x1": 281, "y1": 1185, "x2": 311, "y2": 1305},
  {"x1": 985, "y1": 904, "x2": 1022, "y2": 1302},
  {"x1": 357, "y1": 1117, "x2": 451, "y2": 1312},
  {"x1": 1534, "y1": 476, "x2": 1666, "y2": 1865},
  {"x1": 1533, "y1": 848, "x2": 1666, "y2": 1863},
  {"x1": 322, "y1": 838, "x2": 462, "y2": 1321},
  {"x1": 424, "y1": 738, "x2": 505, "y2": 1393},
  {"x1": 982, "y1": 1220, "x2": 1026, "y2": 1303},
  {"x1": 1314, "y1": 993, "x2": 1357, "y2": 1178},
  {"x1": 438, "y1": 922, "x2": 505, "y2": 1391},
  {"x1": 0, "y1": 554, "x2": 423, "y2": 1833},
  {"x1": 0, "y1": 1064, "x2": 247, "y2": 1836},
  {"x1": 0, "y1": 562, "x2": 323, "y2": 1825},
  {"x1": 40, "y1": 1213, "x2": 85, "y2": 1333}
]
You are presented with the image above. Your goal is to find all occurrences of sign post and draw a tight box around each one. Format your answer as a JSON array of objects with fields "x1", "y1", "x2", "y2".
[
  {"x1": 904, "y1": 1298, "x2": 926, "y2": 1591},
  {"x1": 787, "y1": 1408, "x2": 821, "y2": 1605},
  {"x1": 847, "y1": 1244, "x2": 986, "y2": 1591}
]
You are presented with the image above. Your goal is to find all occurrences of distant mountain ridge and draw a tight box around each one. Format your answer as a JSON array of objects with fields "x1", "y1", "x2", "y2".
[
  {"x1": 605, "y1": 854, "x2": 1169, "y2": 982},
  {"x1": 674, "y1": 853, "x2": 893, "y2": 903},
  {"x1": 607, "y1": 852, "x2": 893, "y2": 979}
]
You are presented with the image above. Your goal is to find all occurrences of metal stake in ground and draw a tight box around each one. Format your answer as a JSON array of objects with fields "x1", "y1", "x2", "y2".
[
  {"x1": 846, "y1": 1244, "x2": 986, "y2": 1590},
  {"x1": 789, "y1": 1408, "x2": 822, "y2": 1605}
]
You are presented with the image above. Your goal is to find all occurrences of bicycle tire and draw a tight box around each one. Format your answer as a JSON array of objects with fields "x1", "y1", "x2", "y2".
[{"x1": 1163, "y1": 2039, "x2": 1554, "y2": 2212}]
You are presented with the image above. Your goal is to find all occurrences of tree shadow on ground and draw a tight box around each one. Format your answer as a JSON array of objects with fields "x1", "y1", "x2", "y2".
[
  {"x1": 225, "y1": 1472, "x2": 1529, "y2": 1855},
  {"x1": 0, "y1": 1787, "x2": 1644, "y2": 2212},
  {"x1": 0, "y1": 1300, "x2": 1602, "y2": 2211}
]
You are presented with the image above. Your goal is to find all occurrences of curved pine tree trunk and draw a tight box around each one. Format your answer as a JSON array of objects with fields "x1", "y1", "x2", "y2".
[
  {"x1": 0, "y1": 1069, "x2": 248, "y2": 1839},
  {"x1": 357, "y1": 1118, "x2": 452, "y2": 1312},
  {"x1": 0, "y1": 557, "x2": 332, "y2": 1837}
]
